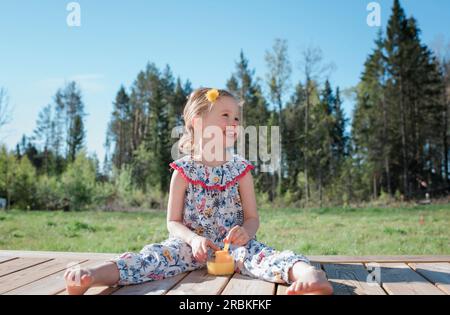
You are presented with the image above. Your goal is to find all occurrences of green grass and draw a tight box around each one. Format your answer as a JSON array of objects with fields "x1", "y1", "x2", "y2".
[{"x1": 0, "y1": 204, "x2": 449, "y2": 255}]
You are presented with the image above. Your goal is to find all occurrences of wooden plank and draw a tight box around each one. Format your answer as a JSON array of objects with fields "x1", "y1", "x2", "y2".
[
  {"x1": 308, "y1": 255, "x2": 450, "y2": 263},
  {"x1": 0, "y1": 256, "x2": 18, "y2": 264},
  {"x1": 0, "y1": 258, "x2": 87, "y2": 294},
  {"x1": 322, "y1": 263, "x2": 386, "y2": 295},
  {"x1": 6, "y1": 260, "x2": 108, "y2": 295},
  {"x1": 3, "y1": 251, "x2": 449, "y2": 295},
  {"x1": 408, "y1": 263, "x2": 450, "y2": 295},
  {"x1": 76, "y1": 285, "x2": 119, "y2": 295},
  {"x1": 221, "y1": 273, "x2": 275, "y2": 295},
  {"x1": 377, "y1": 263, "x2": 445, "y2": 295},
  {"x1": 166, "y1": 269, "x2": 232, "y2": 295},
  {"x1": 311, "y1": 262, "x2": 322, "y2": 269},
  {"x1": 112, "y1": 272, "x2": 188, "y2": 295},
  {"x1": 0, "y1": 257, "x2": 52, "y2": 277},
  {"x1": 57, "y1": 285, "x2": 119, "y2": 295},
  {"x1": 0, "y1": 250, "x2": 118, "y2": 260},
  {"x1": 2, "y1": 251, "x2": 449, "y2": 263},
  {"x1": 0, "y1": 250, "x2": 450, "y2": 263}
]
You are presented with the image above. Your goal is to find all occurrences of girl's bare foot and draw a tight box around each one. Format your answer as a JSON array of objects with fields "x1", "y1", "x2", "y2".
[
  {"x1": 64, "y1": 267, "x2": 93, "y2": 295},
  {"x1": 64, "y1": 261, "x2": 120, "y2": 295},
  {"x1": 287, "y1": 264, "x2": 333, "y2": 295}
]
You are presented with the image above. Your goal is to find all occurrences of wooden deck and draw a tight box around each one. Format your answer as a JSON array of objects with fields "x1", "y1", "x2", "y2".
[{"x1": 1, "y1": 250, "x2": 449, "y2": 295}]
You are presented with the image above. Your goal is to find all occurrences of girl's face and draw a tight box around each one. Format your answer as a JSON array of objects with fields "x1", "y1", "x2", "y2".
[{"x1": 193, "y1": 96, "x2": 241, "y2": 154}]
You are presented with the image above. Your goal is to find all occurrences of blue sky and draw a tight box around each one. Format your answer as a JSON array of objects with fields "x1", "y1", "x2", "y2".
[{"x1": 0, "y1": 0, "x2": 449, "y2": 161}]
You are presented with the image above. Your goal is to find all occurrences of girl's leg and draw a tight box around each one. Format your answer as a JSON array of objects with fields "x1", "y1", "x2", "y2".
[
  {"x1": 232, "y1": 239, "x2": 332, "y2": 295},
  {"x1": 64, "y1": 238, "x2": 202, "y2": 295},
  {"x1": 64, "y1": 261, "x2": 119, "y2": 295}
]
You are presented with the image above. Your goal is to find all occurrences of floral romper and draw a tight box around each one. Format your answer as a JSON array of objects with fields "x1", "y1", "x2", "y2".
[{"x1": 110, "y1": 154, "x2": 310, "y2": 286}]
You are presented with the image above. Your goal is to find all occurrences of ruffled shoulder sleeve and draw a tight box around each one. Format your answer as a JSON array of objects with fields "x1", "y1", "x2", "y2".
[{"x1": 169, "y1": 154, "x2": 254, "y2": 191}]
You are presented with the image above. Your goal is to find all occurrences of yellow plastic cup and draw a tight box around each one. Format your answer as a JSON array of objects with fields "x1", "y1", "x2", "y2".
[{"x1": 207, "y1": 242, "x2": 234, "y2": 275}]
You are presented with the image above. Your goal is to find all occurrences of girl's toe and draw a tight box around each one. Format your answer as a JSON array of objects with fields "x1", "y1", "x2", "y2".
[
  {"x1": 286, "y1": 283, "x2": 295, "y2": 294},
  {"x1": 80, "y1": 274, "x2": 92, "y2": 286},
  {"x1": 287, "y1": 281, "x2": 306, "y2": 295}
]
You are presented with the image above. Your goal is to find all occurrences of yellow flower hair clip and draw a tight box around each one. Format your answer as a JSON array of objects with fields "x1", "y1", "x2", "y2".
[{"x1": 206, "y1": 89, "x2": 220, "y2": 103}]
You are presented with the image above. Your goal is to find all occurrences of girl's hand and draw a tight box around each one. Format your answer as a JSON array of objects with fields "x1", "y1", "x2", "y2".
[
  {"x1": 190, "y1": 235, "x2": 220, "y2": 263},
  {"x1": 224, "y1": 225, "x2": 251, "y2": 246}
]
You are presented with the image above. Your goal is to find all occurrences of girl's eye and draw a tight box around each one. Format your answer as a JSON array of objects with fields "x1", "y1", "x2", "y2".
[
  {"x1": 235, "y1": 117, "x2": 240, "y2": 122},
  {"x1": 222, "y1": 114, "x2": 229, "y2": 117}
]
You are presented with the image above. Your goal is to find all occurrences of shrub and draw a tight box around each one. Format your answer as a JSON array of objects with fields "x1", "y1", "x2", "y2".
[
  {"x1": 10, "y1": 156, "x2": 37, "y2": 209},
  {"x1": 60, "y1": 150, "x2": 97, "y2": 210},
  {"x1": 35, "y1": 175, "x2": 63, "y2": 210}
]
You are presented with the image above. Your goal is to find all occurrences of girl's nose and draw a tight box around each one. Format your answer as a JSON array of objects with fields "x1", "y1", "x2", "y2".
[{"x1": 227, "y1": 124, "x2": 237, "y2": 131}]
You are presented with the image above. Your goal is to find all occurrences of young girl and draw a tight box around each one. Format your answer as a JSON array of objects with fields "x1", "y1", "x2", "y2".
[{"x1": 64, "y1": 88, "x2": 333, "y2": 295}]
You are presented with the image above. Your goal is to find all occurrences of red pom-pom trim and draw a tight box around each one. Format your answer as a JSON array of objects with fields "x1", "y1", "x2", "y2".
[{"x1": 169, "y1": 162, "x2": 255, "y2": 191}]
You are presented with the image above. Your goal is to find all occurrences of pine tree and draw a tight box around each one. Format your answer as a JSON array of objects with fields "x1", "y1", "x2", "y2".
[
  {"x1": 265, "y1": 39, "x2": 292, "y2": 197},
  {"x1": 299, "y1": 46, "x2": 333, "y2": 204},
  {"x1": 53, "y1": 81, "x2": 86, "y2": 162},
  {"x1": 332, "y1": 87, "x2": 348, "y2": 168},
  {"x1": 311, "y1": 80, "x2": 334, "y2": 206},
  {"x1": 32, "y1": 104, "x2": 56, "y2": 175},
  {"x1": 68, "y1": 114, "x2": 85, "y2": 162},
  {"x1": 107, "y1": 86, "x2": 131, "y2": 170},
  {"x1": 353, "y1": 31, "x2": 392, "y2": 198},
  {"x1": 282, "y1": 82, "x2": 306, "y2": 194},
  {"x1": 352, "y1": 0, "x2": 448, "y2": 200}
]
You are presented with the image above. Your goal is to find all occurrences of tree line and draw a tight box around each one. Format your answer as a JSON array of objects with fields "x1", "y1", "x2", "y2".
[{"x1": 0, "y1": 0, "x2": 448, "y2": 210}]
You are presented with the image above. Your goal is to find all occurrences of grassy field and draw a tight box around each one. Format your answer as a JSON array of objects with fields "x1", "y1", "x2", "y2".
[{"x1": 0, "y1": 204, "x2": 449, "y2": 255}]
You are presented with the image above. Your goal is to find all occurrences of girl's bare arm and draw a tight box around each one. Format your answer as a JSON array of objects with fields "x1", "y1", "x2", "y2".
[
  {"x1": 238, "y1": 171, "x2": 260, "y2": 239},
  {"x1": 166, "y1": 170, "x2": 198, "y2": 246}
]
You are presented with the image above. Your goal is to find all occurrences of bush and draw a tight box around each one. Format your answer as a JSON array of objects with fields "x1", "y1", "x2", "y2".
[
  {"x1": 35, "y1": 175, "x2": 63, "y2": 210},
  {"x1": 115, "y1": 164, "x2": 134, "y2": 203},
  {"x1": 92, "y1": 181, "x2": 116, "y2": 210},
  {"x1": 60, "y1": 150, "x2": 97, "y2": 210},
  {"x1": 94, "y1": 165, "x2": 168, "y2": 211},
  {"x1": 10, "y1": 156, "x2": 37, "y2": 209}
]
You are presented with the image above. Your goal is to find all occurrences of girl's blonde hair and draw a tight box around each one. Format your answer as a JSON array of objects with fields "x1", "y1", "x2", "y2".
[{"x1": 178, "y1": 87, "x2": 238, "y2": 155}]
